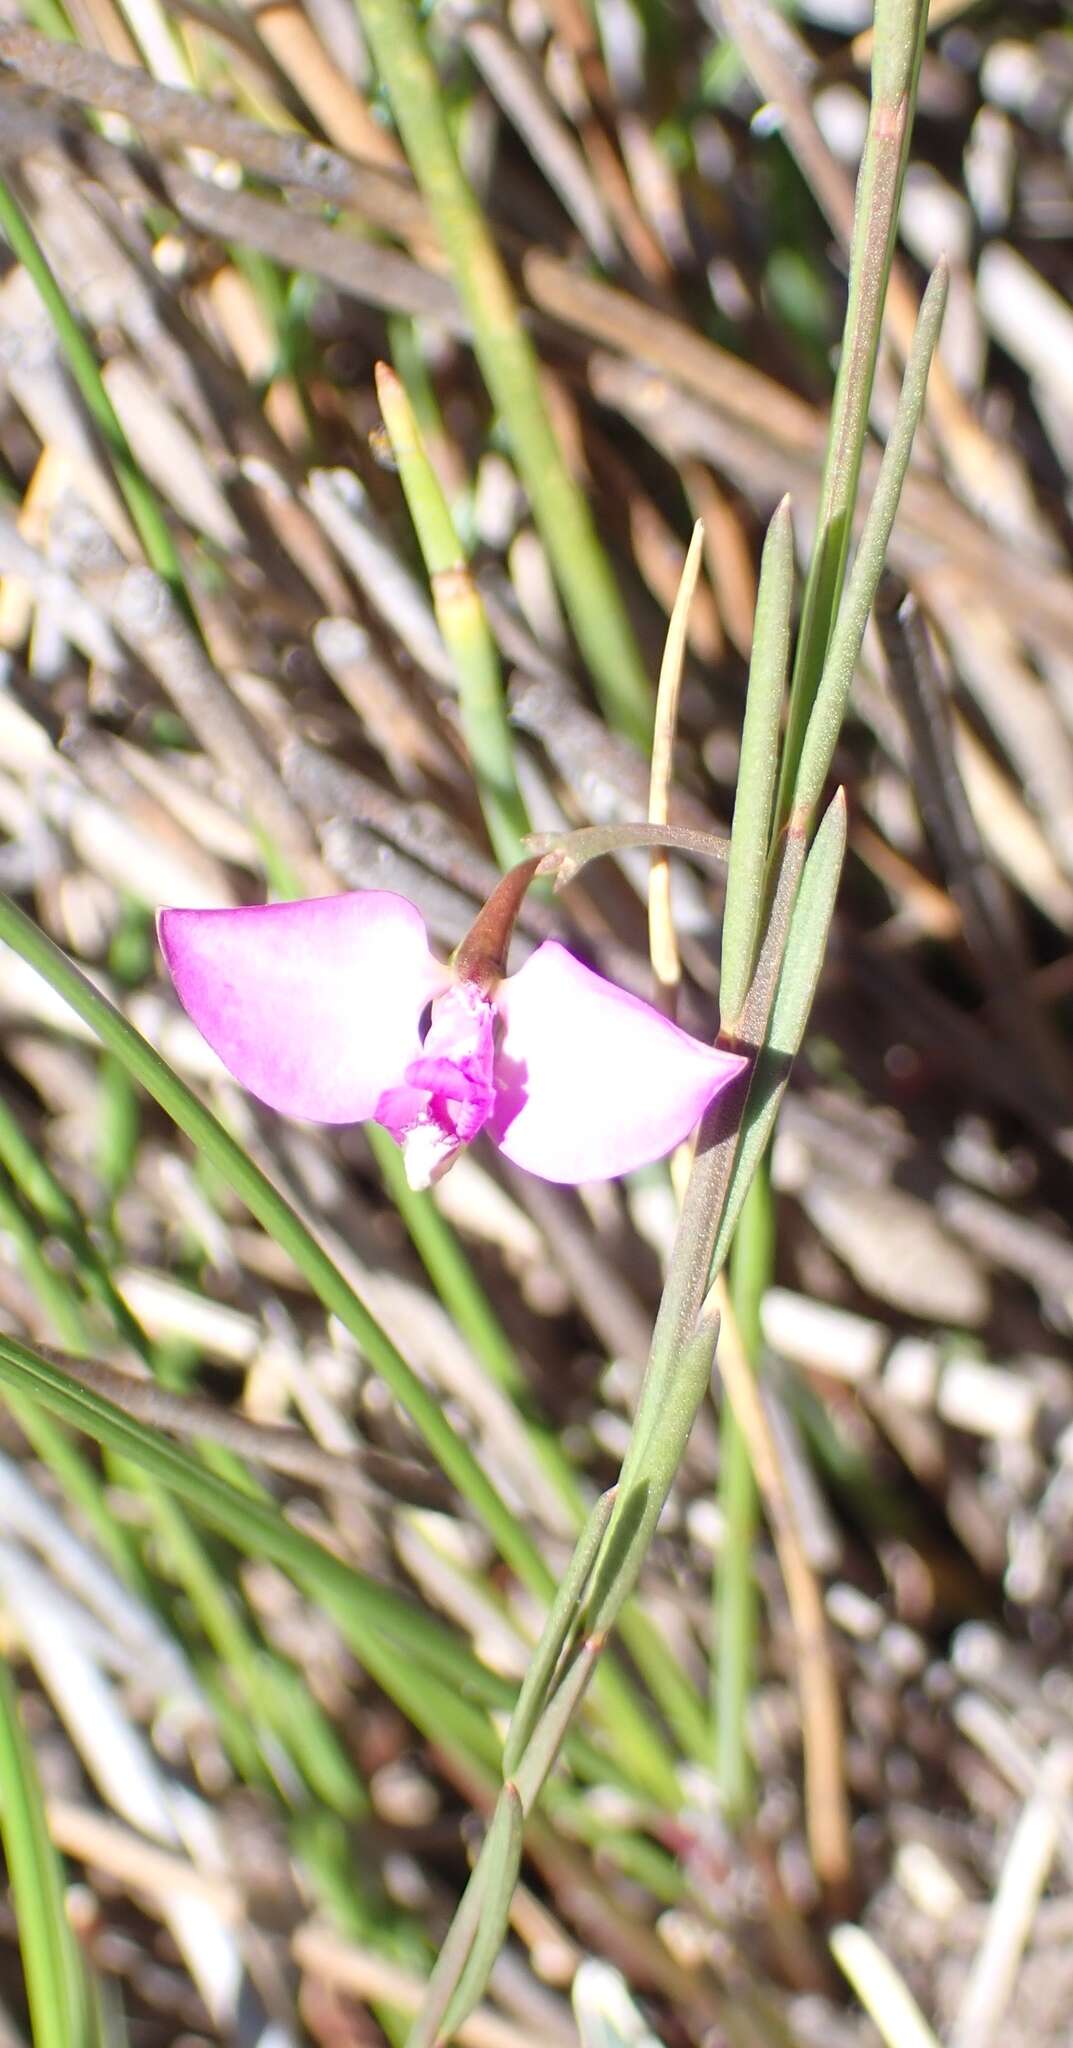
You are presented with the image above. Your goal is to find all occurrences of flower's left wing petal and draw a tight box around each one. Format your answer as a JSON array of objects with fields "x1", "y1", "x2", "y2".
[
  {"x1": 490, "y1": 941, "x2": 748, "y2": 1182},
  {"x1": 159, "y1": 893, "x2": 447, "y2": 1122}
]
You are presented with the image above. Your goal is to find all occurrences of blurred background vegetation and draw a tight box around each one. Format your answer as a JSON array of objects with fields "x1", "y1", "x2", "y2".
[{"x1": 0, "y1": 1, "x2": 1071, "y2": 2044}]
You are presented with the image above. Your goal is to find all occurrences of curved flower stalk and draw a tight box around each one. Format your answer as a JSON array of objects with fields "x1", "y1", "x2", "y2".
[{"x1": 158, "y1": 882, "x2": 746, "y2": 1190}]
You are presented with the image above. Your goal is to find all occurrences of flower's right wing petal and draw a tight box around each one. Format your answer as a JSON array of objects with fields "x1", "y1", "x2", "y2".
[
  {"x1": 490, "y1": 941, "x2": 748, "y2": 1182},
  {"x1": 159, "y1": 893, "x2": 447, "y2": 1123}
]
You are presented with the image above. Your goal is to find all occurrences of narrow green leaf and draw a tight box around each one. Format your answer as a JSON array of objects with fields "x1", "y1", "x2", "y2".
[
  {"x1": 767, "y1": 798, "x2": 848, "y2": 1049},
  {"x1": 0, "y1": 1094, "x2": 156, "y2": 1359},
  {"x1": 405, "y1": 1785, "x2": 519, "y2": 2048},
  {"x1": 776, "y1": 0, "x2": 929, "y2": 819},
  {"x1": 436, "y1": 1785, "x2": 524, "y2": 2042},
  {"x1": 0, "y1": 1090, "x2": 371, "y2": 1806},
  {"x1": 143, "y1": 1478, "x2": 365, "y2": 1815},
  {"x1": 0, "y1": 1152, "x2": 150, "y2": 1584},
  {"x1": 0, "y1": 1331, "x2": 509, "y2": 1722},
  {"x1": 375, "y1": 359, "x2": 462, "y2": 576},
  {"x1": 511, "y1": 1634, "x2": 604, "y2": 1811},
  {"x1": 791, "y1": 262, "x2": 948, "y2": 823},
  {"x1": 0, "y1": 1088, "x2": 367, "y2": 1811},
  {"x1": 709, "y1": 788, "x2": 848, "y2": 1280},
  {"x1": 0, "y1": 1660, "x2": 90, "y2": 2048},
  {"x1": 720, "y1": 497, "x2": 794, "y2": 1030}
]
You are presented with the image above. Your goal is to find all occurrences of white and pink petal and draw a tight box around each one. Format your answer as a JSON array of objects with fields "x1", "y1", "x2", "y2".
[
  {"x1": 488, "y1": 941, "x2": 747, "y2": 1183},
  {"x1": 158, "y1": 892, "x2": 447, "y2": 1123}
]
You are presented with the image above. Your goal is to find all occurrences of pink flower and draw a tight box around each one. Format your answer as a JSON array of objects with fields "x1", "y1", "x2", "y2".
[{"x1": 158, "y1": 891, "x2": 747, "y2": 1188}]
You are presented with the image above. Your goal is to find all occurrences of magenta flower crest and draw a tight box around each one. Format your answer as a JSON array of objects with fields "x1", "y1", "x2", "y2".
[{"x1": 158, "y1": 868, "x2": 747, "y2": 1188}]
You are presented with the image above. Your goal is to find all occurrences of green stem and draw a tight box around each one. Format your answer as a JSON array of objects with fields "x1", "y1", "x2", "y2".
[
  {"x1": 0, "y1": 1663, "x2": 90, "y2": 2048},
  {"x1": 714, "y1": 1157, "x2": 773, "y2": 1823},
  {"x1": 529, "y1": 820, "x2": 730, "y2": 885}
]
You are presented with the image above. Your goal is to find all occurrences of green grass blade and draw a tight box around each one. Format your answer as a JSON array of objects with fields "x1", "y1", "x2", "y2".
[
  {"x1": 0, "y1": 1082, "x2": 370, "y2": 1794},
  {"x1": 0, "y1": 1159, "x2": 149, "y2": 1583},
  {"x1": 0, "y1": 1080, "x2": 365, "y2": 1811},
  {"x1": 0, "y1": 1331, "x2": 510, "y2": 1726},
  {"x1": 0, "y1": 890, "x2": 552, "y2": 1605},
  {"x1": 720, "y1": 497, "x2": 794, "y2": 1032},
  {"x1": 375, "y1": 361, "x2": 529, "y2": 869},
  {"x1": 142, "y1": 1478, "x2": 365, "y2": 1815},
  {"x1": 0, "y1": 897, "x2": 683, "y2": 1797},
  {"x1": 0, "y1": 1660, "x2": 91, "y2": 2048},
  {"x1": 353, "y1": 0, "x2": 652, "y2": 744},
  {"x1": 0, "y1": 1338, "x2": 602, "y2": 1794}
]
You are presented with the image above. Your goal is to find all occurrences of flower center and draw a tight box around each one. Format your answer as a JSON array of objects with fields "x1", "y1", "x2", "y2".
[{"x1": 374, "y1": 981, "x2": 497, "y2": 1189}]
